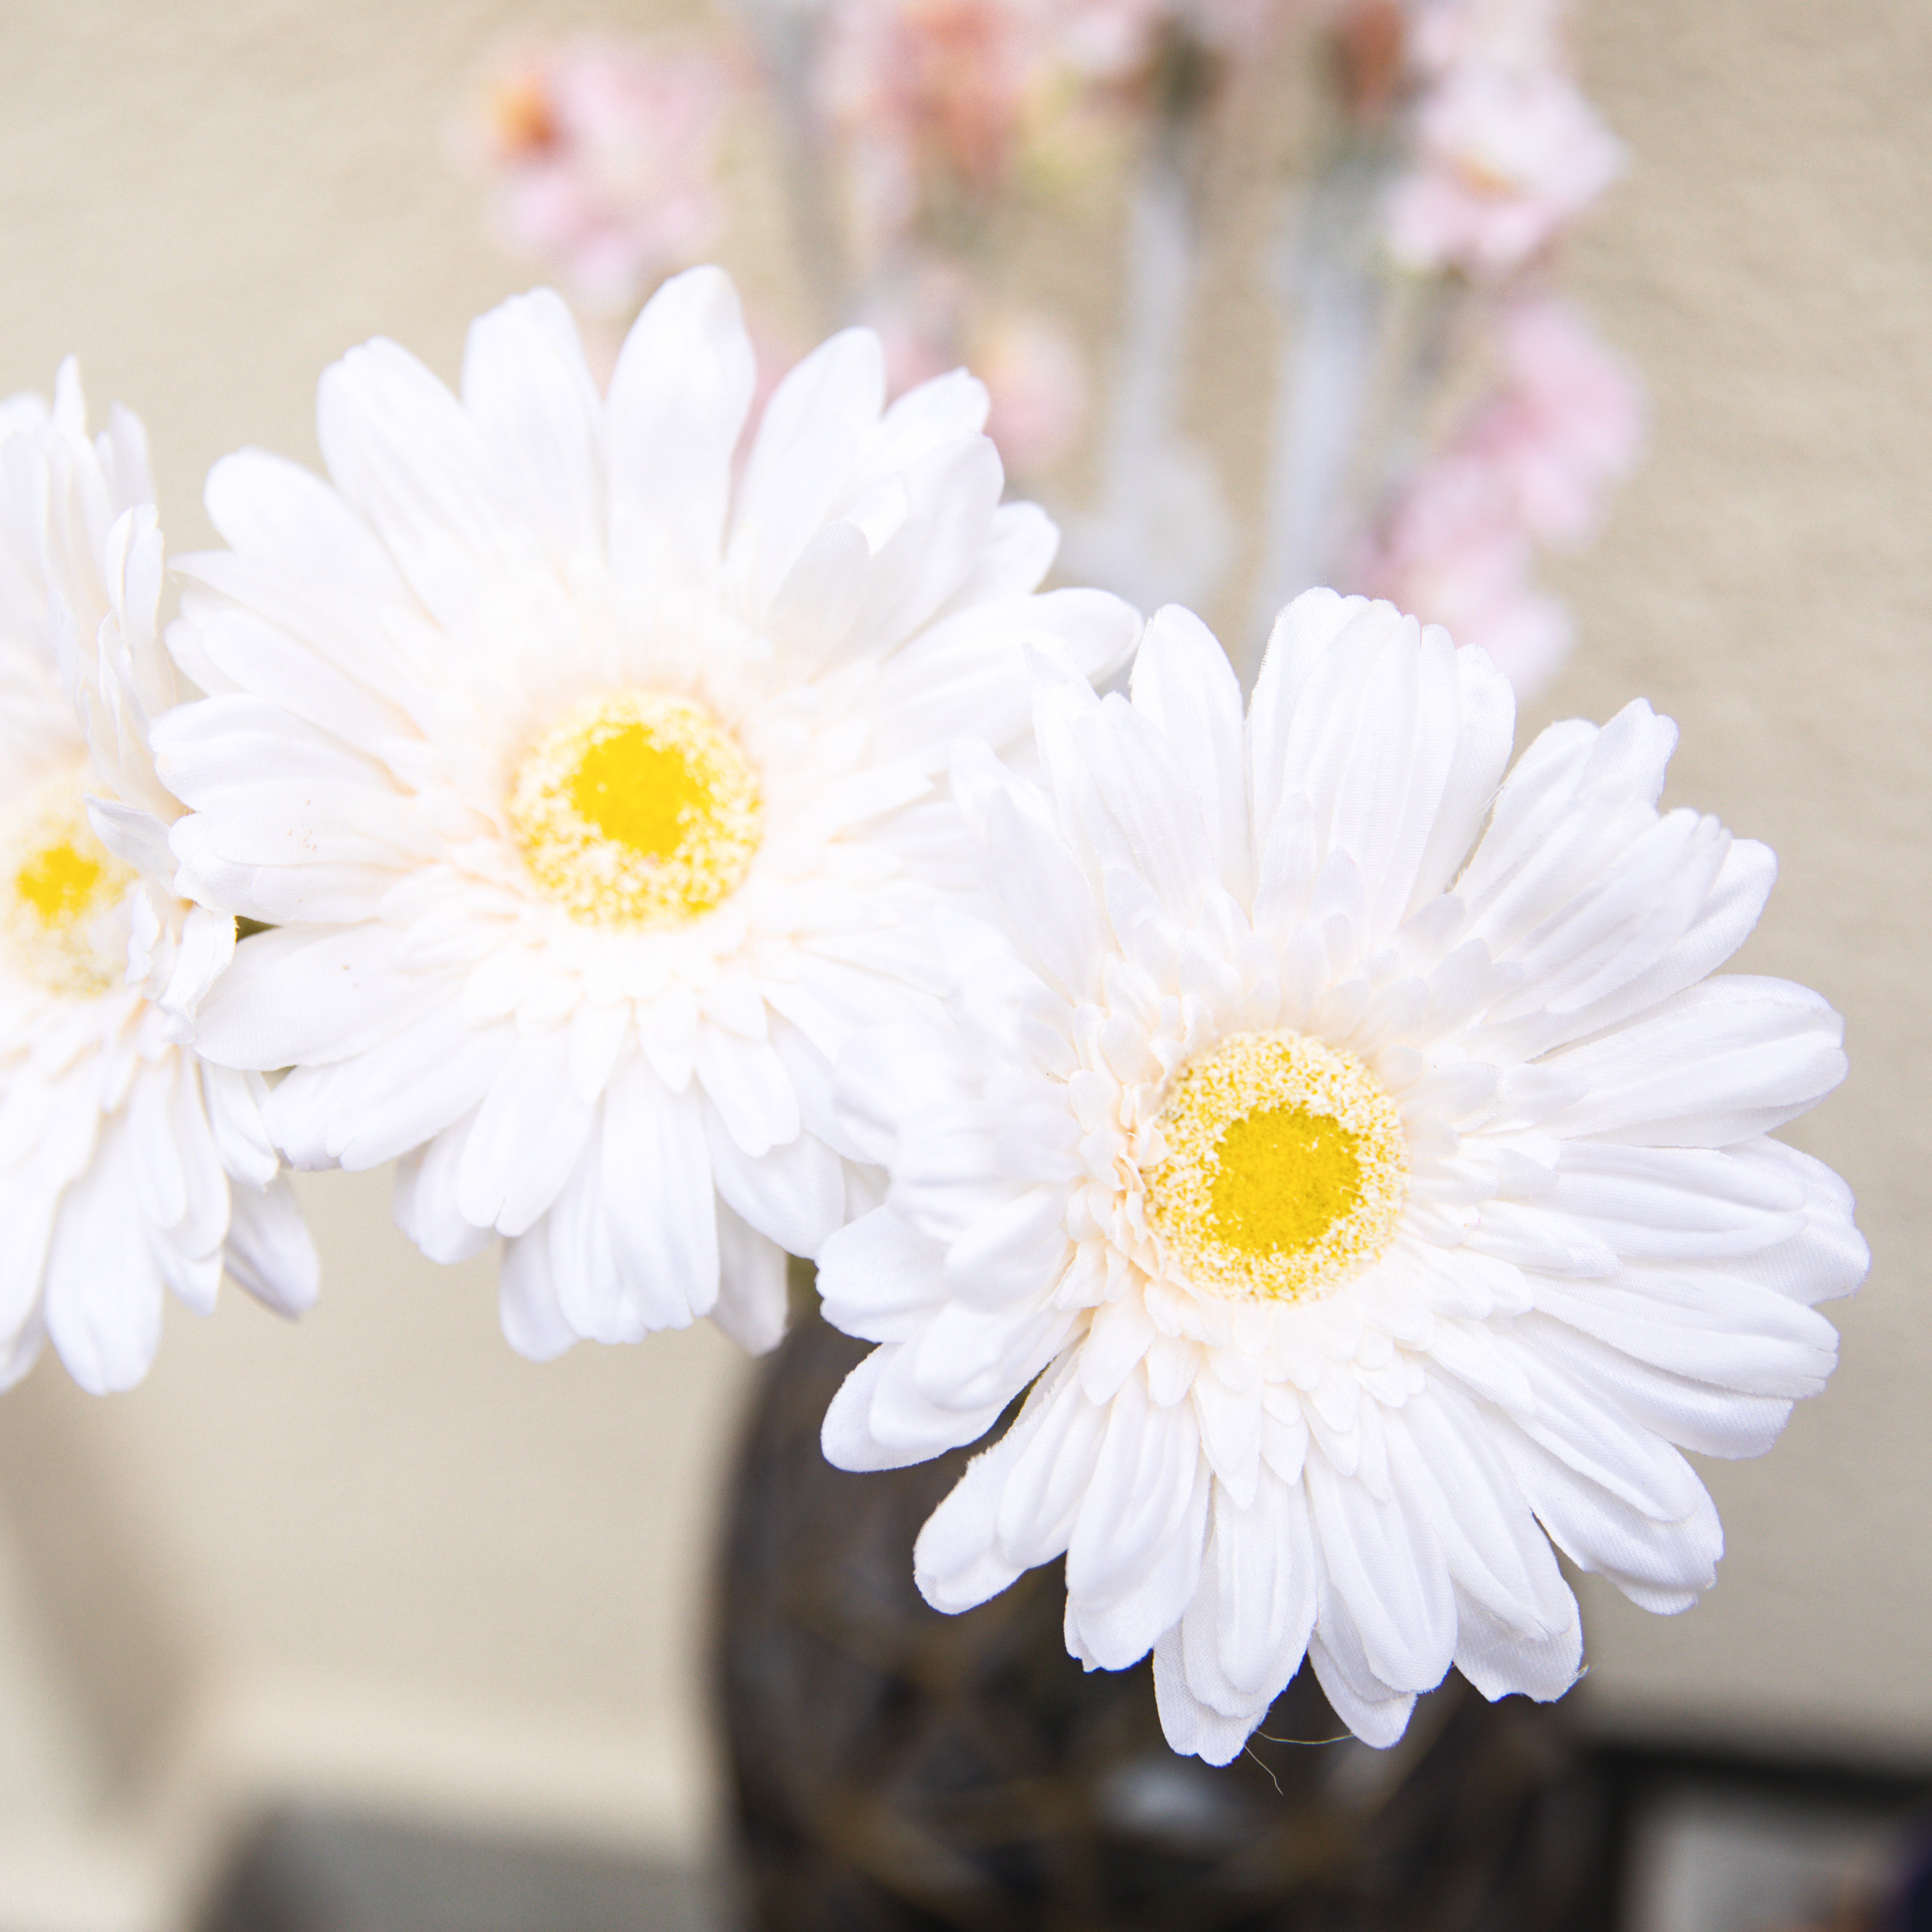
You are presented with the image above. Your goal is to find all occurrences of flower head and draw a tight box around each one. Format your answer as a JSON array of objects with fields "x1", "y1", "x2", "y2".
[
  {"x1": 0, "y1": 368, "x2": 318, "y2": 1394},
  {"x1": 1386, "y1": 60, "x2": 1621, "y2": 274},
  {"x1": 155, "y1": 269, "x2": 1138, "y2": 1361},
  {"x1": 819, "y1": 592, "x2": 1864, "y2": 1761}
]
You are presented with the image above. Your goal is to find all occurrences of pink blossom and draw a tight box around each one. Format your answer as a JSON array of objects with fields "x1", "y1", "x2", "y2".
[
  {"x1": 1407, "y1": 0, "x2": 1568, "y2": 78},
  {"x1": 977, "y1": 310, "x2": 1089, "y2": 476},
  {"x1": 1058, "y1": 0, "x2": 1171, "y2": 81},
  {"x1": 1386, "y1": 61, "x2": 1621, "y2": 272},
  {"x1": 819, "y1": 0, "x2": 1057, "y2": 241},
  {"x1": 1463, "y1": 296, "x2": 1644, "y2": 542},
  {"x1": 1353, "y1": 298, "x2": 1640, "y2": 698},
  {"x1": 864, "y1": 264, "x2": 1088, "y2": 477},
  {"x1": 478, "y1": 38, "x2": 737, "y2": 318},
  {"x1": 1356, "y1": 453, "x2": 1573, "y2": 695}
]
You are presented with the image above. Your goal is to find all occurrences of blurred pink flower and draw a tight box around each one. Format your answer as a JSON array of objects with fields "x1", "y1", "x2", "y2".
[
  {"x1": 1355, "y1": 298, "x2": 1640, "y2": 697},
  {"x1": 479, "y1": 37, "x2": 737, "y2": 318},
  {"x1": 977, "y1": 310, "x2": 1089, "y2": 476},
  {"x1": 865, "y1": 263, "x2": 1088, "y2": 477},
  {"x1": 1058, "y1": 0, "x2": 1171, "y2": 80},
  {"x1": 1386, "y1": 60, "x2": 1621, "y2": 272},
  {"x1": 1357, "y1": 453, "x2": 1573, "y2": 695},
  {"x1": 819, "y1": 0, "x2": 1056, "y2": 241},
  {"x1": 1464, "y1": 296, "x2": 1644, "y2": 541},
  {"x1": 1407, "y1": 0, "x2": 1568, "y2": 77}
]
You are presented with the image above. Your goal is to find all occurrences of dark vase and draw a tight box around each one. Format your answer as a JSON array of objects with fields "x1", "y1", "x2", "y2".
[{"x1": 719, "y1": 1297, "x2": 1613, "y2": 1932}]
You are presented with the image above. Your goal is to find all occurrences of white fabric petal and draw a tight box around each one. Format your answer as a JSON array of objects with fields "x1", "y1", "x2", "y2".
[
  {"x1": 606, "y1": 266, "x2": 755, "y2": 581},
  {"x1": 711, "y1": 1203, "x2": 790, "y2": 1354}
]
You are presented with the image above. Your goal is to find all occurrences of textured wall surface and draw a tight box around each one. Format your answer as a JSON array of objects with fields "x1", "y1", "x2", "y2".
[{"x1": 0, "y1": 0, "x2": 1925, "y2": 1923}]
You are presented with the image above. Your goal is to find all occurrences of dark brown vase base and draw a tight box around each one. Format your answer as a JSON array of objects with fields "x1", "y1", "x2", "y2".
[{"x1": 720, "y1": 1300, "x2": 1610, "y2": 1932}]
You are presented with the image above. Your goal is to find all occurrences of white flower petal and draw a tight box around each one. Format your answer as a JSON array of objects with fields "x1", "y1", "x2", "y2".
[
  {"x1": 1184, "y1": 1477, "x2": 1318, "y2": 1713},
  {"x1": 1537, "y1": 976, "x2": 1846, "y2": 1146},
  {"x1": 1153, "y1": 1627, "x2": 1263, "y2": 1767},
  {"x1": 704, "y1": 1110, "x2": 844, "y2": 1259},
  {"x1": 710, "y1": 1203, "x2": 790, "y2": 1355},
  {"x1": 693, "y1": 1030, "x2": 800, "y2": 1158},
  {"x1": 606, "y1": 265, "x2": 755, "y2": 581},
  {"x1": 42, "y1": 1122, "x2": 165, "y2": 1395},
  {"x1": 195, "y1": 924, "x2": 435, "y2": 1070},
  {"x1": 460, "y1": 289, "x2": 606, "y2": 569},
  {"x1": 1064, "y1": 1373, "x2": 1203, "y2": 1612},
  {"x1": 499, "y1": 1219, "x2": 581, "y2": 1363},
  {"x1": 816, "y1": 1204, "x2": 948, "y2": 1344},
  {"x1": 1129, "y1": 605, "x2": 1249, "y2": 900},
  {"x1": 1498, "y1": 1422, "x2": 1722, "y2": 1613},
  {"x1": 1306, "y1": 1450, "x2": 1457, "y2": 1695},
  {"x1": 393, "y1": 1114, "x2": 494, "y2": 1265},
  {"x1": 1066, "y1": 1454, "x2": 1209, "y2": 1671},
  {"x1": 316, "y1": 335, "x2": 518, "y2": 635},
  {"x1": 225, "y1": 1175, "x2": 321, "y2": 1316},
  {"x1": 600, "y1": 1068, "x2": 720, "y2": 1331},
  {"x1": 727, "y1": 326, "x2": 885, "y2": 612}
]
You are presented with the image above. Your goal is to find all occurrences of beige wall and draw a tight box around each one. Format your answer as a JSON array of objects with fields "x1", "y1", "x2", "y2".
[{"x1": 0, "y1": 0, "x2": 1926, "y2": 1923}]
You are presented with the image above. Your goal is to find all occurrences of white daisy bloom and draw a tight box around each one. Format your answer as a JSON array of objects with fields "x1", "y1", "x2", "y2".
[
  {"x1": 153, "y1": 268, "x2": 1137, "y2": 1360},
  {"x1": 819, "y1": 591, "x2": 1865, "y2": 1761},
  {"x1": 0, "y1": 366, "x2": 318, "y2": 1394}
]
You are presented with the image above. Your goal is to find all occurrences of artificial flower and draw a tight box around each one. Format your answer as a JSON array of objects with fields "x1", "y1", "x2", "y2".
[
  {"x1": 1467, "y1": 297, "x2": 1643, "y2": 547},
  {"x1": 868, "y1": 262, "x2": 1088, "y2": 479},
  {"x1": 155, "y1": 268, "x2": 1137, "y2": 1361},
  {"x1": 1386, "y1": 61, "x2": 1621, "y2": 274},
  {"x1": 819, "y1": 0, "x2": 1055, "y2": 243},
  {"x1": 475, "y1": 35, "x2": 738, "y2": 319},
  {"x1": 1355, "y1": 447, "x2": 1573, "y2": 698},
  {"x1": 0, "y1": 368, "x2": 317, "y2": 1394},
  {"x1": 1355, "y1": 298, "x2": 1641, "y2": 699},
  {"x1": 819, "y1": 590, "x2": 1864, "y2": 1761}
]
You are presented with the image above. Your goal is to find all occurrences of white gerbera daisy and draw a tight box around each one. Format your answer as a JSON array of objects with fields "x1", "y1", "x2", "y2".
[
  {"x1": 819, "y1": 591, "x2": 1865, "y2": 1761},
  {"x1": 0, "y1": 367, "x2": 318, "y2": 1394},
  {"x1": 153, "y1": 268, "x2": 1136, "y2": 1359}
]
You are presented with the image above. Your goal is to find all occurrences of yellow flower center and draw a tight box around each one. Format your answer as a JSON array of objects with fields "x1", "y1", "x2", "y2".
[
  {"x1": 1, "y1": 764, "x2": 138, "y2": 996},
  {"x1": 507, "y1": 692, "x2": 762, "y2": 930},
  {"x1": 1144, "y1": 1030, "x2": 1407, "y2": 1303}
]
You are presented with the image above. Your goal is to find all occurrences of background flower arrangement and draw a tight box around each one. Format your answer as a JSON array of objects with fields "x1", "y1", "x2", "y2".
[{"x1": 464, "y1": 0, "x2": 1644, "y2": 697}]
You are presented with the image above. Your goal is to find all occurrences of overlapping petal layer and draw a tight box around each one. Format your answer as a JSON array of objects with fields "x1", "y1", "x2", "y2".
[
  {"x1": 157, "y1": 269, "x2": 1137, "y2": 1356},
  {"x1": 0, "y1": 370, "x2": 317, "y2": 1393},
  {"x1": 819, "y1": 589, "x2": 1864, "y2": 1759}
]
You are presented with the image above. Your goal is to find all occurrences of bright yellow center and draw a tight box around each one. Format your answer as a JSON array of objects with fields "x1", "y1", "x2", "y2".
[
  {"x1": 1, "y1": 765, "x2": 138, "y2": 996},
  {"x1": 1144, "y1": 1030, "x2": 1407, "y2": 1303},
  {"x1": 16, "y1": 840, "x2": 107, "y2": 925},
  {"x1": 507, "y1": 692, "x2": 762, "y2": 929}
]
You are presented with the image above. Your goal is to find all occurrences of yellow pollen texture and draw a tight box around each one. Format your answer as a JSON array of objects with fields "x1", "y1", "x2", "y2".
[
  {"x1": 16, "y1": 841, "x2": 105, "y2": 925},
  {"x1": 1, "y1": 767, "x2": 138, "y2": 996},
  {"x1": 1145, "y1": 1030, "x2": 1407, "y2": 1303},
  {"x1": 509, "y1": 692, "x2": 762, "y2": 930}
]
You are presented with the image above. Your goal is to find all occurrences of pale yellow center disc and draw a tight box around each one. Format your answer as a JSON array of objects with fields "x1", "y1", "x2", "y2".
[
  {"x1": 0, "y1": 764, "x2": 137, "y2": 995},
  {"x1": 508, "y1": 692, "x2": 762, "y2": 930},
  {"x1": 1144, "y1": 1030, "x2": 1407, "y2": 1303}
]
